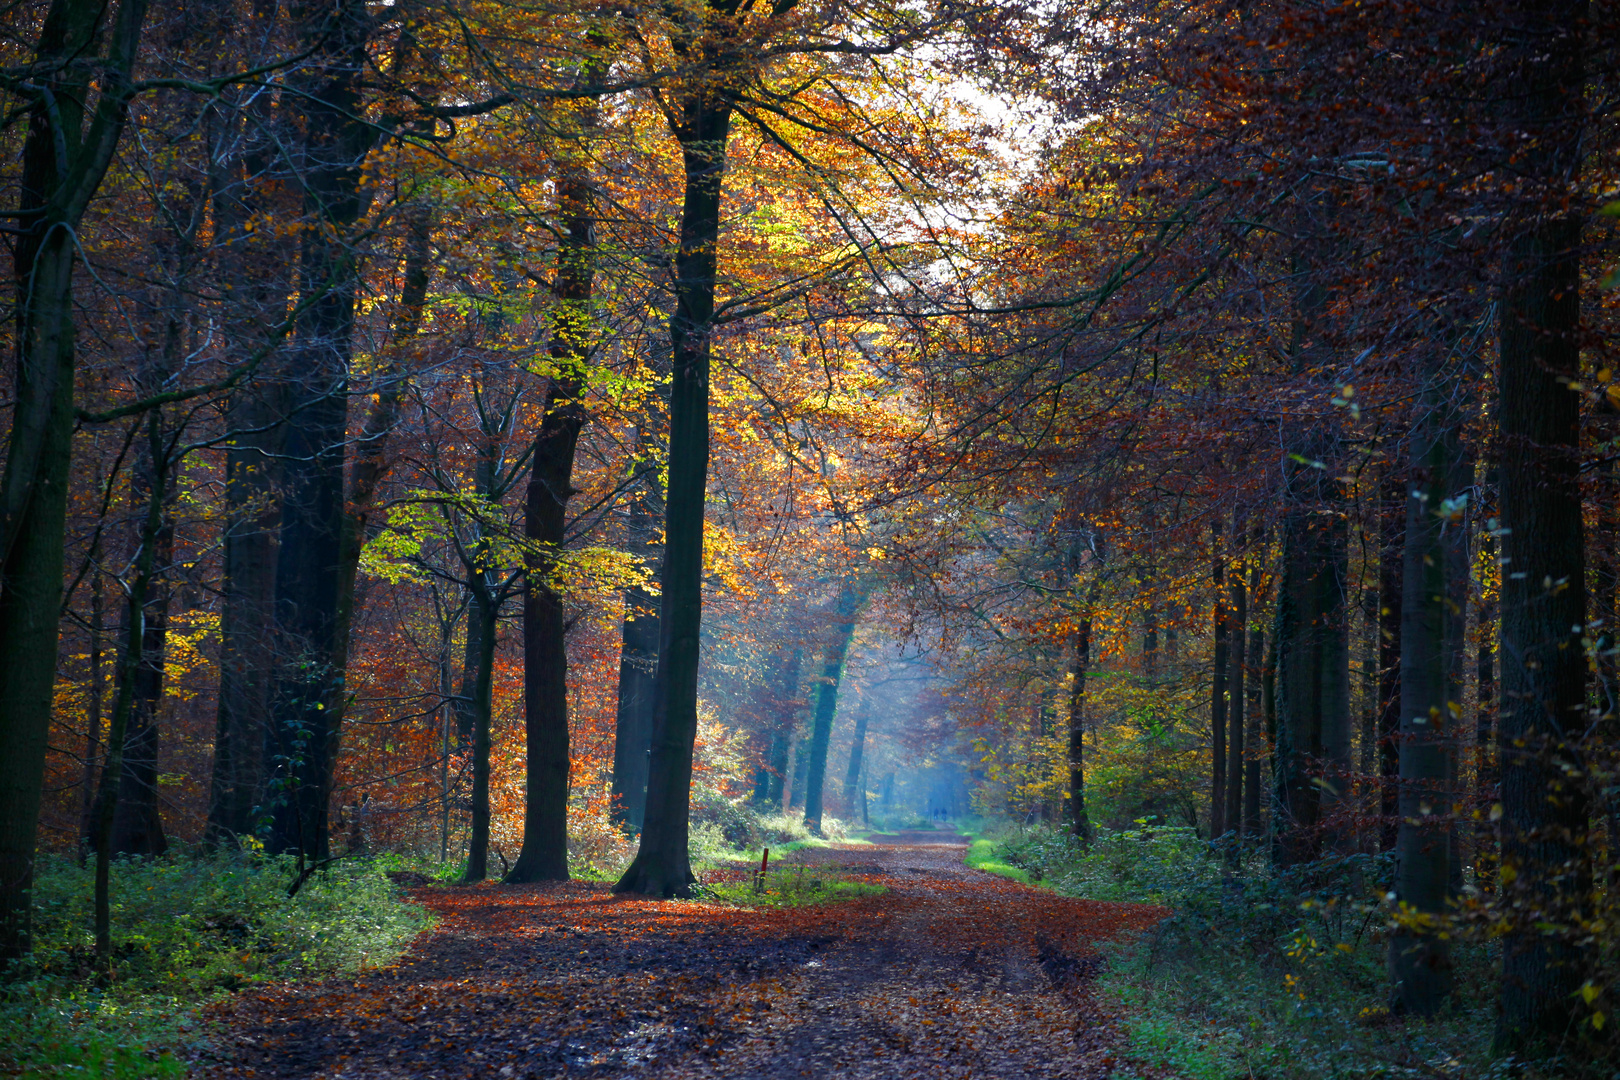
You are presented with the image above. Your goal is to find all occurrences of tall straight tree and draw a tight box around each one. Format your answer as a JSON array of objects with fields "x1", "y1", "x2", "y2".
[
  {"x1": 1389, "y1": 378, "x2": 1466, "y2": 1016},
  {"x1": 1271, "y1": 438, "x2": 1352, "y2": 865},
  {"x1": 613, "y1": 0, "x2": 748, "y2": 897},
  {"x1": 506, "y1": 91, "x2": 600, "y2": 882},
  {"x1": 0, "y1": 0, "x2": 152, "y2": 958},
  {"x1": 1210, "y1": 519, "x2": 1230, "y2": 837},
  {"x1": 1492, "y1": 0, "x2": 1592, "y2": 1051},
  {"x1": 263, "y1": 0, "x2": 373, "y2": 863},
  {"x1": 802, "y1": 581, "x2": 867, "y2": 835}
]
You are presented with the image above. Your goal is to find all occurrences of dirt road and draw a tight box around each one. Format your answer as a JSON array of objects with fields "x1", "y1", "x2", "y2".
[{"x1": 208, "y1": 831, "x2": 1163, "y2": 1079}]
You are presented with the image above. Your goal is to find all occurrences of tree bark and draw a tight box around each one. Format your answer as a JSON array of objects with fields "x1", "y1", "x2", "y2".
[
  {"x1": 1211, "y1": 520, "x2": 1229, "y2": 838},
  {"x1": 1225, "y1": 529, "x2": 1248, "y2": 849},
  {"x1": 842, "y1": 700, "x2": 869, "y2": 816},
  {"x1": 1379, "y1": 473, "x2": 1404, "y2": 851},
  {"x1": 0, "y1": 0, "x2": 152, "y2": 959},
  {"x1": 1492, "y1": 2, "x2": 1590, "y2": 1049},
  {"x1": 610, "y1": 414, "x2": 664, "y2": 831},
  {"x1": 1272, "y1": 442, "x2": 1352, "y2": 865},
  {"x1": 803, "y1": 583, "x2": 864, "y2": 834},
  {"x1": 1389, "y1": 387, "x2": 1462, "y2": 1016},
  {"x1": 264, "y1": 0, "x2": 373, "y2": 864},
  {"x1": 613, "y1": 63, "x2": 736, "y2": 897},
  {"x1": 505, "y1": 138, "x2": 597, "y2": 883}
]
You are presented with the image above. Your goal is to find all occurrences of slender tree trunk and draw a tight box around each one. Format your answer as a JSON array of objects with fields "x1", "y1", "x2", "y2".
[
  {"x1": 1493, "y1": 3, "x2": 1590, "y2": 1049},
  {"x1": 110, "y1": 455, "x2": 173, "y2": 857},
  {"x1": 1225, "y1": 532, "x2": 1247, "y2": 850},
  {"x1": 1067, "y1": 612, "x2": 1095, "y2": 843},
  {"x1": 1211, "y1": 520, "x2": 1229, "y2": 838},
  {"x1": 1244, "y1": 623, "x2": 1265, "y2": 837},
  {"x1": 610, "y1": 419, "x2": 663, "y2": 830},
  {"x1": 613, "y1": 76, "x2": 736, "y2": 897},
  {"x1": 506, "y1": 134, "x2": 597, "y2": 883},
  {"x1": 92, "y1": 415, "x2": 169, "y2": 969},
  {"x1": 803, "y1": 584, "x2": 864, "y2": 834},
  {"x1": 0, "y1": 0, "x2": 151, "y2": 961},
  {"x1": 766, "y1": 647, "x2": 802, "y2": 808},
  {"x1": 1476, "y1": 525, "x2": 1498, "y2": 892},
  {"x1": 79, "y1": 551, "x2": 105, "y2": 860},
  {"x1": 461, "y1": 579, "x2": 498, "y2": 883},
  {"x1": 842, "y1": 700, "x2": 869, "y2": 816},
  {"x1": 1379, "y1": 473, "x2": 1404, "y2": 851}
]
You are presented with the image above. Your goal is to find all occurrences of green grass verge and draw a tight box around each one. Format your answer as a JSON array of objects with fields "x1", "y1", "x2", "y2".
[
  {"x1": 963, "y1": 836, "x2": 1037, "y2": 885},
  {"x1": 697, "y1": 867, "x2": 887, "y2": 908},
  {"x1": 1, "y1": 851, "x2": 431, "y2": 1079}
]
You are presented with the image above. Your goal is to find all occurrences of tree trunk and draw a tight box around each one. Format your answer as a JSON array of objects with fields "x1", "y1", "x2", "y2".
[
  {"x1": 91, "y1": 413, "x2": 169, "y2": 969},
  {"x1": 766, "y1": 647, "x2": 802, "y2": 808},
  {"x1": 0, "y1": 0, "x2": 151, "y2": 961},
  {"x1": 613, "y1": 78, "x2": 735, "y2": 897},
  {"x1": 1244, "y1": 623, "x2": 1265, "y2": 838},
  {"x1": 1379, "y1": 472, "x2": 1404, "y2": 851},
  {"x1": 264, "y1": 0, "x2": 372, "y2": 864},
  {"x1": 206, "y1": 389, "x2": 281, "y2": 844},
  {"x1": 1493, "y1": 3, "x2": 1590, "y2": 1049},
  {"x1": 842, "y1": 700, "x2": 869, "y2": 816},
  {"x1": 1211, "y1": 520, "x2": 1229, "y2": 838},
  {"x1": 461, "y1": 580, "x2": 498, "y2": 882},
  {"x1": 610, "y1": 420, "x2": 663, "y2": 831},
  {"x1": 110, "y1": 446, "x2": 173, "y2": 858},
  {"x1": 1067, "y1": 613, "x2": 1094, "y2": 843},
  {"x1": 1389, "y1": 388, "x2": 1461, "y2": 1016},
  {"x1": 505, "y1": 142, "x2": 597, "y2": 884},
  {"x1": 1225, "y1": 532, "x2": 1247, "y2": 850},
  {"x1": 803, "y1": 583, "x2": 864, "y2": 834},
  {"x1": 1272, "y1": 443, "x2": 1351, "y2": 865}
]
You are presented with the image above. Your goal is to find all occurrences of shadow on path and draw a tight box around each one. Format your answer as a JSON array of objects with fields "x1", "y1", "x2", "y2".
[{"x1": 205, "y1": 828, "x2": 1164, "y2": 1079}]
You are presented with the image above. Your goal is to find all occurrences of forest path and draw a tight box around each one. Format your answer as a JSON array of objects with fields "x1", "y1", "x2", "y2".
[{"x1": 206, "y1": 829, "x2": 1164, "y2": 1079}]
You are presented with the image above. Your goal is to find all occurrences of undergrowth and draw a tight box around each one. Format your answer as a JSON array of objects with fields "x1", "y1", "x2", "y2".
[
  {"x1": 0, "y1": 850, "x2": 430, "y2": 1080},
  {"x1": 983, "y1": 823, "x2": 1511, "y2": 1080}
]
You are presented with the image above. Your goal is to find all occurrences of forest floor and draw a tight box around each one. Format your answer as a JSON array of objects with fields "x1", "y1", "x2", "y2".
[{"x1": 200, "y1": 828, "x2": 1166, "y2": 1080}]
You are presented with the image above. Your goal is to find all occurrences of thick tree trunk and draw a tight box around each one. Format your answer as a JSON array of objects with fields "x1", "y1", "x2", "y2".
[
  {"x1": 207, "y1": 392, "x2": 280, "y2": 844},
  {"x1": 613, "y1": 79, "x2": 735, "y2": 897},
  {"x1": 264, "y1": 0, "x2": 372, "y2": 864},
  {"x1": 1272, "y1": 444, "x2": 1351, "y2": 864},
  {"x1": 1493, "y1": 4, "x2": 1589, "y2": 1046},
  {"x1": 505, "y1": 150, "x2": 596, "y2": 884},
  {"x1": 1389, "y1": 389, "x2": 1462, "y2": 1016},
  {"x1": 803, "y1": 584, "x2": 864, "y2": 834},
  {"x1": 0, "y1": 0, "x2": 151, "y2": 959}
]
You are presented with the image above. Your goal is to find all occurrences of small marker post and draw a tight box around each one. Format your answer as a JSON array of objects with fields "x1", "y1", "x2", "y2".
[{"x1": 754, "y1": 847, "x2": 770, "y2": 893}]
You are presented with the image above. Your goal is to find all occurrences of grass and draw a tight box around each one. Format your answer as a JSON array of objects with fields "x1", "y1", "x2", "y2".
[
  {"x1": 975, "y1": 823, "x2": 1509, "y2": 1080},
  {"x1": 1, "y1": 849, "x2": 431, "y2": 1080},
  {"x1": 697, "y1": 866, "x2": 888, "y2": 908},
  {"x1": 963, "y1": 837, "x2": 1036, "y2": 884}
]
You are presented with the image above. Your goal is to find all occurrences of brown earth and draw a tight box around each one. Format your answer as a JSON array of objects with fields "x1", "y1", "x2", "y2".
[{"x1": 203, "y1": 829, "x2": 1165, "y2": 1079}]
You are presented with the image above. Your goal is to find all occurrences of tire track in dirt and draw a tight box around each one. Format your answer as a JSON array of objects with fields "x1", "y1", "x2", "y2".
[{"x1": 203, "y1": 830, "x2": 1164, "y2": 1079}]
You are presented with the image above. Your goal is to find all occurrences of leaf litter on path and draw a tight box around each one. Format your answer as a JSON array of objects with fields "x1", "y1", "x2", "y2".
[{"x1": 202, "y1": 833, "x2": 1165, "y2": 1079}]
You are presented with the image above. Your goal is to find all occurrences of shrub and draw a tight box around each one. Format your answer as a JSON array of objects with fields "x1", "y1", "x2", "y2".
[{"x1": 1, "y1": 850, "x2": 430, "y2": 1079}]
